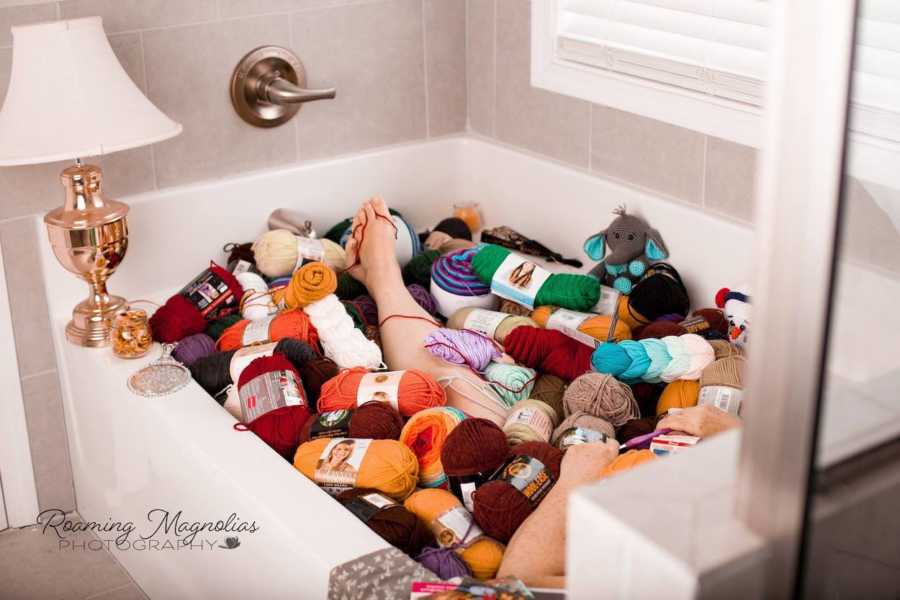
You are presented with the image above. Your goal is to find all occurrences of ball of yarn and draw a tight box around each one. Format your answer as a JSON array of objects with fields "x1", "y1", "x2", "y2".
[
  {"x1": 235, "y1": 271, "x2": 277, "y2": 320},
  {"x1": 660, "y1": 336, "x2": 691, "y2": 382},
  {"x1": 617, "y1": 295, "x2": 650, "y2": 330},
  {"x1": 400, "y1": 407, "x2": 467, "y2": 488},
  {"x1": 636, "y1": 319, "x2": 687, "y2": 340},
  {"x1": 172, "y1": 333, "x2": 216, "y2": 366},
  {"x1": 483, "y1": 363, "x2": 536, "y2": 407},
  {"x1": 337, "y1": 488, "x2": 433, "y2": 557},
  {"x1": 205, "y1": 313, "x2": 242, "y2": 341},
  {"x1": 693, "y1": 308, "x2": 728, "y2": 336},
  {"x1": 530, "y1": 374, "x2": 567, "y2": 421},
  {"x1": 216, "y1": 309, "x2": 319, "y2": 351},
  {"x1": 432, "y1": 217, "x2": 473, "y2": 241},
  {"x1": 431, "y1": 247, "x2": 497, "y2": 318},
  {"x1": 237, "y1": 354, "x2": 311, "y2": 459},
  {"x1": 709, "y1": 339, "x2": 744, "y2": 360},
  {"x1": 252, "y1": 229, "x2": 346, "y2": 277},
  {"x1": 447, "y1": 308, "x2": 536, "y2": 345},
  {"x1": 530, "y1": 306, "x2": 631, "y2": 343},
  {"x1": 498, "y1": 299, "x2": 531, "y2": 317},
  {"x1": 438, "y1": 238, "x2": 478, "y2": 255},
  {"x1": 224, "y1": 241, "x2": 255, "y2": 270},
  {"x1": 350, "y1": 401, "x2": 405, "y2": 440},
  {"x1": 470, "y1": 244, "x2": 599, "y2": 312},
  {"x1": 630, "y1": 382, "x2": 664, "y2": 417},
  {"x1": 404, "y1": 488, "x2": 505, "y2": 580},
  {"x1": 472, "y1": 442, "x2": 562, "y2": 543},
  {"x1": 563, "y1": 373, "x2": 639, "y2": 427},
  {"x1": 503, "y1": 399, "x2": 559, "y2": 445},
  {"x1": 304, "y1": 294, "x2": 383, "y2": 369},
  {"x1": 406, "y1": 284, "x2": 439, "y2": 317},
  {"x1": 550, "y1": 411, "x2": 615, "y2": 449},
  {"x1": 348, "y1": 294, "x2": 379, "y2": 326},
  {"x1": 441, "y1": 419, "x2": 509, "y2": 479},
  {"x1": 272, "y1": 261, "x2": 338, "y2": 310},
  {"x1": 318, "y1": 367, "x2": 446, "y2": 417},
  {"x1": 656, "y1": 380, "x2": 700, "y2": 415},
  {"x1": 503, "y1": 327, "x2": 593, "y2": 382},
  {"x1": 150, "y1": 262, "x2": 243, "y2": 343},
  {"x1": 297, "y1": 356, "x2": 339, "y2": 409},
  {"x1": 416, "y1": 546, "x2": 472, "y2": 580},
  {"x1": 617, "y1": 340, "x2": 651, "y2": 383},
  {"x1": 628, "y1": 264, "x2": 690, "y2": 323},
  {"x1": 403, "y1": 249, "x2": 440, "y2": 289},
  {"x1": 639, "y1": 338, "x2": 672, "y2": 383},
  {"x1": 424, "y1": 328, "x2": 501, "y2": 372},
  {"x1": 679, "y1": 334, "x2": 716, "y2": 380},
  {"x1": 335, "y1": 271, "x2": 368, "y2": 300},
  {"x1": 700, "y1": 355, "x2": 745, "y2": 389},
  {"x1": 616, "y1": 416, "x2": 663, "y2": 444},
  {"x1": 293, "y1": 437, "x2": 419, "y2": 500},
  {"x1": 599, "y1": 449, "x2": 656, "y2": 478}
]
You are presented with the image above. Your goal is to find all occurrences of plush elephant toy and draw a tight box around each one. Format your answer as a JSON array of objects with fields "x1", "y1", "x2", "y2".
[{"x1": 583, "y1": 206, "x2": 669, "y2": 294}]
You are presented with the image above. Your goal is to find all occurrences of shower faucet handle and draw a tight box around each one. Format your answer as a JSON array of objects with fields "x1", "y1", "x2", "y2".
[{"x1": 230, "y1": 45, "x2": 337, "y2": 128}]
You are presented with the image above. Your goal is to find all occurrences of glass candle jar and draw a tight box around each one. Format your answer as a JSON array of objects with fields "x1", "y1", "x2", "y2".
[
  {"x1": 453, "y1": 202, "x2": 482, "y2": 233},
  {"x1": 112, "y1": 309, "x2": 153, "y2": 359}
]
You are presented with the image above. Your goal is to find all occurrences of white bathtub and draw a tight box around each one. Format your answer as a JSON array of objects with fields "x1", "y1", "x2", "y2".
[{"x1": 35, "y1": 136, "x2": 897, "y2": 599}]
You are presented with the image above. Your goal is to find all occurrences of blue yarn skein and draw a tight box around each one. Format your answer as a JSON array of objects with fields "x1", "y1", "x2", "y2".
[
  {"x1": 618, "y1": 340, "x2": 651, "y2": 383},
  {"x1": 591, "y1": 343, "x2": 631, "y2": 376},
  {"x1": 640, "y1": 338, "x2": 671, "y2": 383}
]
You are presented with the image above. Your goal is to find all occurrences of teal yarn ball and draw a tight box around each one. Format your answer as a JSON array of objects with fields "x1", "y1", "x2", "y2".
[
  {"x1": 639, "y1": 338, "x2": 671, "y2": 383},
  {"x1": 591, "y1": 342, "x2": 631, "y2": 376},
  {"x1": 660, "y1": 336, "x2": 690, "y2": 382},
  {"x1": 619, "y1": 340, "x2": 651, "y2": 383},
  {"x1": 484, "y1": 363, "x2": 536, "y2": 407}
]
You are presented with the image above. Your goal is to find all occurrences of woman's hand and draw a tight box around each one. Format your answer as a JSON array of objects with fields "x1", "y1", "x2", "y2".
[
  {"x1": 656, "y1": 405, "x2": 741, "y2": 439},
  {"x1": 558, "y1": 438, "x2": 620, "y2": 487}
]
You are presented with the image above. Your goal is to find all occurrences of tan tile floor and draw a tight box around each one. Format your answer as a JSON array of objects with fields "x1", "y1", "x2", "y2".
[{"x1": 0, "y1": 514, "x2": 147, "y2": 600}]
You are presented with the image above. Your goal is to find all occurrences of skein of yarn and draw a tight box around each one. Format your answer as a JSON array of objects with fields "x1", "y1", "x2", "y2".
[
  {"x1": 531, "y1": 305, "x2": 631, "y2": 344},
  {"x1": 216, "y1": 309, "x2": 319, "y2": 351},
  {"x1": 441, "y1": 419, "x2": 509, "y2": 510},
  {"x1": 498, "y1": 299, "x2": 532, "y2": 317},
  {"x1": 530, "y1": 374, "x2": 567, "y2": 421},
  {"x1": 404, "y1": 488, "x2": 505, "y2": 580},
  {"x1": 424, "y1": 328, "x2": 501, "y2": 372},
  {"x1": 335, "y1": 271, "x2": 368, "y2": 300},
  {"x1": 337, "y1": 488, "x2": 434, "y2": 557},
  {"x1": 235, "y1": 271, "x2": 278, "y2": 320},
  {"x1": 205, "y1": 313, "x2": 242, "y2": 341},
  {"x1": 616, "y1": 416, "x2": 663, "y2": 444},
  {"x1": 318, "y1": 367, "x2": 446, "y2": 417},
  {"x1": 447, "y1": 307, "x2": 536, "y2": 345},
  {"x1": 293, "y1": 437, "x2": 419, "y2": 500},
  {"x1": 406, "y1": 284, "x2": 439, "y2": 317},
  {"x1": 297, "y1": 356, "x2": 339, "y2": 410},
  {"x1": 503, "y1": 399, "x2": 559, "y2": 445},
  {"x1": 252, "y1": 229, "x2": 346, "y2": 277},
  {"x1": 172, "y1": 333, "x2": 216, "y2": 366},
  {"x1": 656, "y1": 380, "x2": 700, "y2": 415},
  {"x1": 483, "y1": 363, "x2": 536, "y2": 407},
  {"x1": 403, "y1": 249, "x2": 440, "y2": 289},
  {"x1": 563, "y1": 373, "x2": 639, "y2": 427},
  {"x1": 271, "y1": 261, "x2": 338, "y2": 310},
  {"x1": 592, "y1": 334, "x2": 714, "y2": 384},
  {"x1": 400, "y1": 407, "x2": 468, "y2": 488},
  {"x1": 698, "y1": 355, "x2": 745, "y2": 415},
  {"x1": 150, "y1": 262, "x2": 244, "y2": 343},
  {"x1": 551, "y1": 411, "x2": 615, "y2": 451},
  {"x1": 627, "y1": 264, "x2": 690, "y2": 324},
  {"x1": 503, "y1": 327, "x2": 593, "y2": 382},
  {"x1": 304, "y1": 294, "x2": 383, "y2": 369},
  {"x1": 599, "y1": 449, "x2": 656, "y2": 477},
  {"x1": 471, "y1": 244, "x2": 600, "y2": 312},
  {"x1": 472, "y1": 442, "x2": 563, "y2": 543},
  {"x1": 351, "y1": 401, "x2": 406, "y2": 440},
  {"x1": 417, "y1": 545, "x2": 471, "y2": 580},
  {"x1": 430, "y1": 247, "x2": 498, "y2": 318}
]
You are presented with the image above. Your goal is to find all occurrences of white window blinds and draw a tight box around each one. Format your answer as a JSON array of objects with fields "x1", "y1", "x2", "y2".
[
  {"x1": 852, "y1": 0, "x2": 900, "y2": 141},
  {"x1": 556, "y1": 0, "x2": 769, "y2": 106}
]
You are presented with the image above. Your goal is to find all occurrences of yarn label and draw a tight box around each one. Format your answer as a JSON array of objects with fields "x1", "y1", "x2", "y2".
[
  {"x1": 230, "y1": 342, "x2": 278, "y2": 384},
  {"x1": 238, "y1": 369, "x2": 306, "y2": 423},
  {"x1": 430, "y1": 506, "x2": 484, "y2": 549},
  {"x1": 356, "y1": 371, "x2": 402, "y2": 411},
  {"x1": 592, "y1": 285, "x2": 621, "y2": 316},
  {"x1": 493, "y1": 456, "x2": 553, "y2": 505},
  {"x1": 505, "y1": 407, "x2": 553, "y2": 441},
  {"x1": 180, "y1": 266, "x2": 236, "y2": 320},
  {"x1": 490, "y1": 253, "x2": 553, "y2": 310},
  {"x1": 462, "y1": 309, "x2": 507, "y2": 339},
  {"x1": 345, "y1": 492, "x2": 398, "y2": 524},
  {"x1": 230, "y1": 259, "x2": 253, "y2": 276},
  {"x1": 241, "y1": 314, "x2": 275, "y2": 346},
  {"x1": 556, "y1": 427, "x2": 608, "y2": 452},
  {"x1": 650, "y1": 434, "x2": 700, "y2": 456},
  {"x1": 449, "y1": 475, "x2": 489, "y2": 513},
  {"x1": 295, "y1": 237, "x2": 325, "y2": 269},
  {"x1": 309, "y1": 410, "x2": 352, "y2": 440},
  {"x1": 698, "y1": 386, "x2": 743, "y2": 415},
  {"x1": 545, "y1": 309, "x2": 598, "y2": 348},
  {"x1": 679, "y1": 315, "x2": 711, "y2": 335},
  {"x1": 314, "y1": 438, "x2": 372, "y2": 496}
]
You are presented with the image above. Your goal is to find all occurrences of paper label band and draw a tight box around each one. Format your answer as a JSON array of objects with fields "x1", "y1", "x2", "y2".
[
  {"x1": 490, "y1": 252, "x2": 552, "y2": 310},
  {"x1": 241, "y1": 313, "x2": 275, "y2": 346},
  {"x1": 462, "y1": 308, "x2": 508, "y2": 339},
  {"x1": 679, "y1": 315, "x2": 710, "y2": 334},
  {"x1": 698, "y1": 386, "x2": 743, "y2": 415},
  {"x1": 429, "y1": 506, "x2": 484, "y2": 549},
  {"x1": 556, "y1": 427, "x2": 608, "y2": 452},
  {"x1": 545, "y1": 308, "x2": 598, "y2": 348},
  {"x1": 309, "y1": 410, "x2": 352, "y2": 440},
  {"x1": 345, "y1": 492, "x2": 398, "y2": 524},
  {"x1": 592, "y1": 285, "x2": 621, "y2": 316},
  {"x1": 314, "y1": 438, "x2": 372, "y2": 496},
  {"x1": 238, "y1": 369, "x2": 305, "y2": 423},
  {"x1": 505, "y1": 407, "x2": 553, "y2": 441},
  {"x1": 492, "y1": 455, "x2": 553, "y2": 505},
  {"x1": 229, "y1": 342, "x2": 278, "y2": 384},
  {"x1": 356, "y1": 371, "x2": 402, "y2": 411},
  {"x1": 295, "y1": 237, "x2": 326, "y2": 270},
  {"x1": 179, "y1": 267, "x2": 236, "y2": 320},
  {"x1": 230, "y1": 259, "x2": 253, "y2": 276},
  {"x1": 448, "y1": 473, "x2": 490, "y2": 513},
  {"x1": 650, "y1": 434, "x2": 700, "y2": 456}
]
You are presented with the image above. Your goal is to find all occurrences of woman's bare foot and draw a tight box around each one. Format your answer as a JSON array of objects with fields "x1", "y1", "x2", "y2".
[{"x1": 344, "y1": 196, "x2": 402, "y2": 290}]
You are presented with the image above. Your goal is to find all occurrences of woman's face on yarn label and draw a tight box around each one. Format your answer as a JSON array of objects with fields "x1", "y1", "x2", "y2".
[
  {"x1": 314, "y1": 438, "x2": 373, "y2": 494},
  {"x1": 331, "y1": 442, "x2": 353, "y2": 462}
]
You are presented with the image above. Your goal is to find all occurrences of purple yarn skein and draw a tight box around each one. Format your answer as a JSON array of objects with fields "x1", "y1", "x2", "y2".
[
  {"x1": 172, "y1": 333, "x2": 216, "y2": 366},
  {"x1": 407, "y1": 284, "x2": 438, "y2": 316},
  {"x1": 416, "y1": 546, "x2": 471, "y2": 580},
  {"x1": 424, "y1": 328, "x2": 501, "y2": 372}
]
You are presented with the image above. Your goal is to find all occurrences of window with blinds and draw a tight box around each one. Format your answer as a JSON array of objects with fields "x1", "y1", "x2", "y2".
[{"x1": 852, "y1": 0, "x2": 900, "y2": 142}]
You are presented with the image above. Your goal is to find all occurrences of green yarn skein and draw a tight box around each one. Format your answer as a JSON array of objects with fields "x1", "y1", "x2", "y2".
[
  {"x1": 471, "y1": 244, "x2": 600, "y2": 312},
  {"x1": 402, "y1": 249, "x2": 440, "y2": 288}
]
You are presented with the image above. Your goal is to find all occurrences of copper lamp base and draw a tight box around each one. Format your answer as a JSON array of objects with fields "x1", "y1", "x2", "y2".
[{"x1": 45, "y1": 163, "x2": 129, "y2": 348}]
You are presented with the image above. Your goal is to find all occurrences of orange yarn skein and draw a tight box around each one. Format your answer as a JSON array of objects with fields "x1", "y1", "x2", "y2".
[
  {"x1": 655, "y1": 380, "x2": 700, "y2": 416},
  {"x1": 531, "y1": 305, "x2": 632, "y2": 342},
  {"x1": 599, "y1": 449, "x2": 656, "y2": 477},
  {"x1": 271, "y1": 261, "x2": 337, "y2": 309},
  {"x1": 216, "y1": 309, "x2": 319, "y2": 351},
  {"x1": 317, "y1": 367, "x2": 447, "y2": 417}
]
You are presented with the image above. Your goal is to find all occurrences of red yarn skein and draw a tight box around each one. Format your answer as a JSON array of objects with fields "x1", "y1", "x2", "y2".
[
  {"x1": 236, "y1": 354, "x2": 310, "y2": 460},
  {"x1": 503, "y1": 327, "x2": 593, "y2": 382},
  {"x1": 472, "y1": 441, "x2": 563, "y2": 543},
  {"x1": 350, "y1": 401, "x2": 405, "y2": 440},
  {"x1": 441, "y1": 419, "x2": 509, "y2": 478},
  {"x1": 150, "y1": 262, "x2": 243, "y2": 343},
  {"x1": 317, "y1": 367, "x2": 447, "y2": 417}
]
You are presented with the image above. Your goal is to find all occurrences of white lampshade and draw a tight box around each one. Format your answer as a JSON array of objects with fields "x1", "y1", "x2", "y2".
[{"x1": 0, "y1": 17, "x2": 181, "y2": 166}]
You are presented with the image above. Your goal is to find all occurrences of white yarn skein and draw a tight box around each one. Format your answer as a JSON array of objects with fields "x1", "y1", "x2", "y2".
[
  {"x1": 305, "y1": 294, "x2": 383, "y2": 369},
  {"x1": 236, "y1": 272, "x2": 277, "y2": 320}
]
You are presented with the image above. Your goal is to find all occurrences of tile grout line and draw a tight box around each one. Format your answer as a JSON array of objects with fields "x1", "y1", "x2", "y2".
[
  {"x1": 421, "y1": 0, "x2": 431, "y2": 138},
  {"x1": 138, "y1": 31, "x2": 160, "y2": 191},
  {"x1": 491, "y1": 0, "x2": 497, "y2": 138}
]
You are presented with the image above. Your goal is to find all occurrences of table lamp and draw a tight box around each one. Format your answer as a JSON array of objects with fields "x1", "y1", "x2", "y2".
[{"x1": 0, "y1": 17, "x2": 182, "y2": 347}]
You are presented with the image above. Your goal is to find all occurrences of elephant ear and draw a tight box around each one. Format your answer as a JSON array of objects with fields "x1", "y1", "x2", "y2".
[
  {"x1": 584, "y1": 232, "x2": 607, "y2": 260},
  {"x1": 644, "y1": 228, "x2": 668, "y2": 261}
]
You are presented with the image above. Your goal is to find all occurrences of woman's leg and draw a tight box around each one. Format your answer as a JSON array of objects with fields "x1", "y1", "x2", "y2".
[{"x1": 345, "y1": 197, "x2": 508, "y2": 425}]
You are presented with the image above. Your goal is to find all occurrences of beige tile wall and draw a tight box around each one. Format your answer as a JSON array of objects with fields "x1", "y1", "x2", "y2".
[{"x1": 0, "y1": 0, "x2": 466, "y2": 515}]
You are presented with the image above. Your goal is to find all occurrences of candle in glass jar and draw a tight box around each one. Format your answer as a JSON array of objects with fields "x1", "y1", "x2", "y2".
[
  {"x1": 112, "y1": 309, "x2": 153, "y2": 358},
  {"x1": 453, "y1": 203, "x2": 482, "y2": 233}
]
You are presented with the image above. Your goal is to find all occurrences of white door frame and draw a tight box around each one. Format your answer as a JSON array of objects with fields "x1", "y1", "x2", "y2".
[{"x1": 0, "y1": 240, "x2": 40, "y2": 527}]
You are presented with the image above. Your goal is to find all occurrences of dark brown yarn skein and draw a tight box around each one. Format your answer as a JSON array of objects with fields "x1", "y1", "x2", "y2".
[
  {"x1": 472, "y1": 441, "x2": 563, "y2": 543},
  {"x1": 337, "y1": 488, "x2": 434, "y2": 557},
  {"x1": 441, "y1": 419, "x2": 509, "y2": 507},
  {"x1": 297, "y1": 357, "x2": 339, "y2": 410},
  {"x1": 616, "y1": 416, "x2": 663, "y2": 444},
  {"x1": 350, "y1": 401, "x2": 404, "y2": 440},
  {"x1": 530, "y1": 374, "x2": 567, "y2": 421}
]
